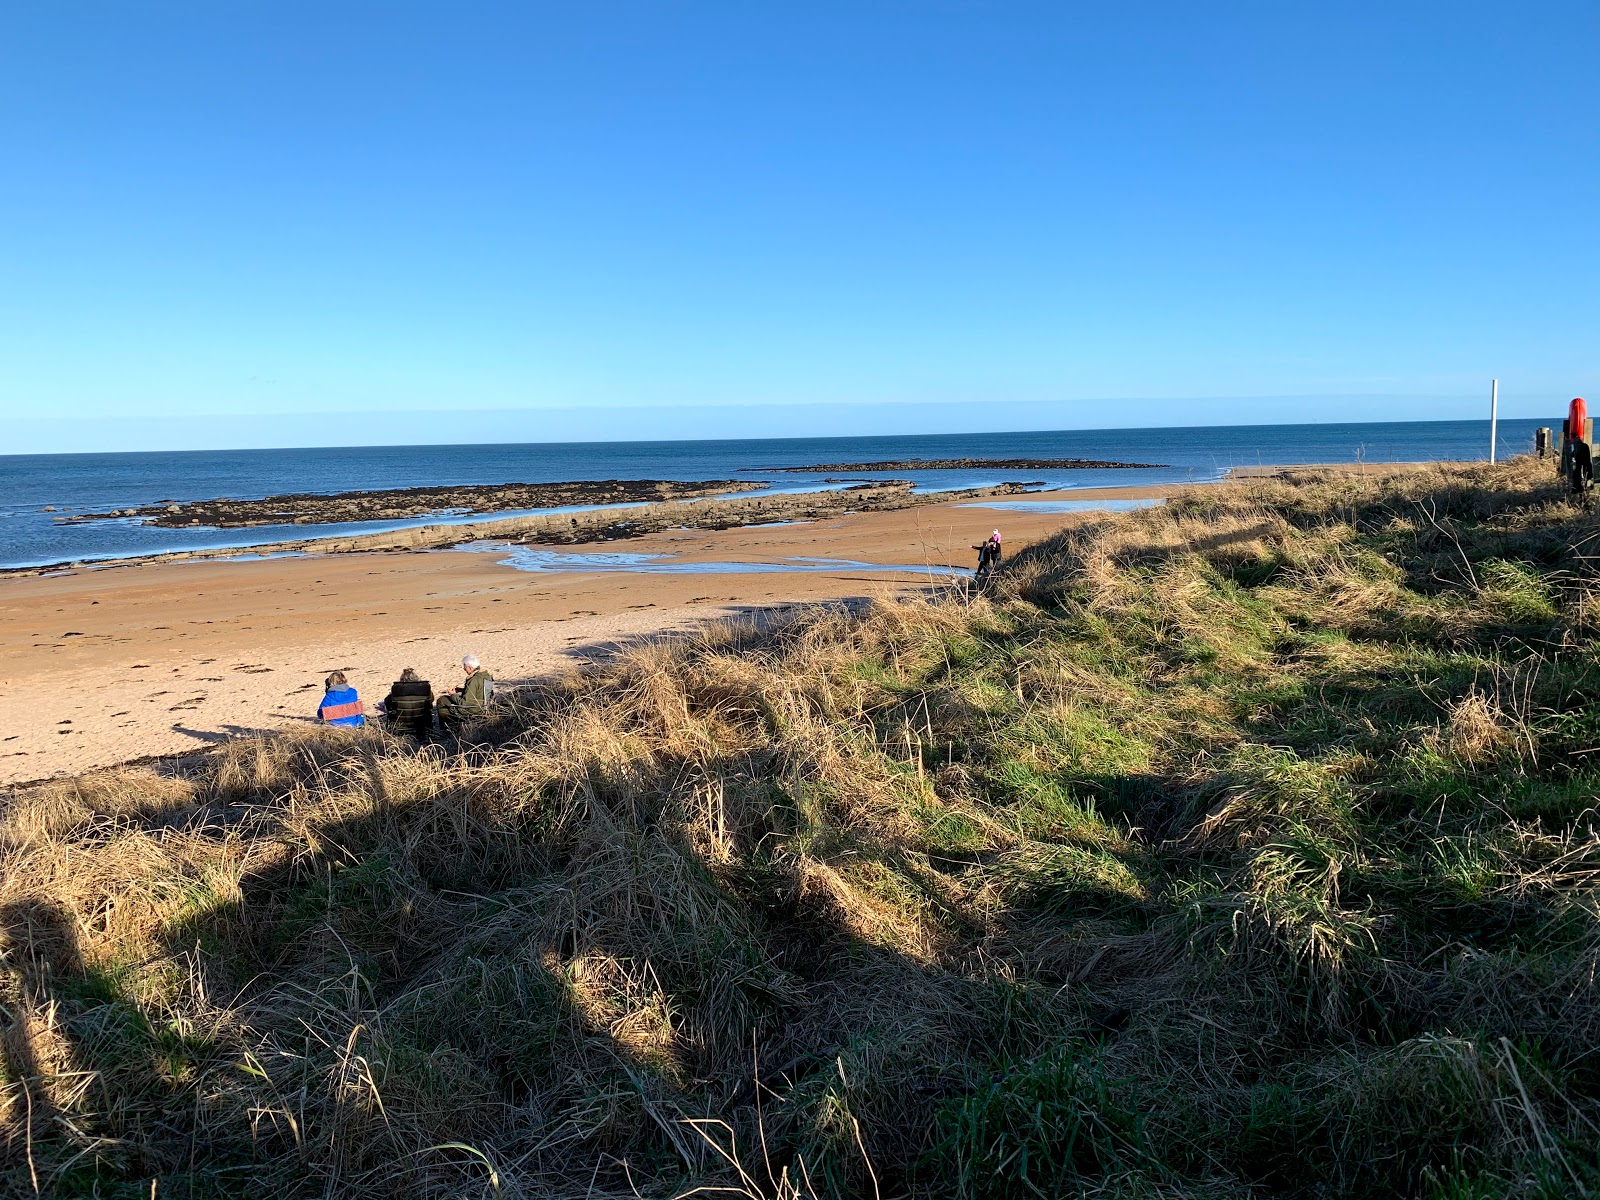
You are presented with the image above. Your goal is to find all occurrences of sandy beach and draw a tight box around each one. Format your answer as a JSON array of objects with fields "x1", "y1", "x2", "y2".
[{"x1": 0, "y1": 486, "x2": 1182, "y2": 784}]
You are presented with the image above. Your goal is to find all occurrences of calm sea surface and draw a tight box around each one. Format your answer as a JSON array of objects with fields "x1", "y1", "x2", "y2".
[{"x1": 0, "y1": 419, "x2": 1541, "y2": 570}]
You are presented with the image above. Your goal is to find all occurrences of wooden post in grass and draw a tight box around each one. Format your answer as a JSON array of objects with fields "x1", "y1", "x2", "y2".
[{"x1": 1490, "y1": 378, "x2": 1499, "y2": 464}]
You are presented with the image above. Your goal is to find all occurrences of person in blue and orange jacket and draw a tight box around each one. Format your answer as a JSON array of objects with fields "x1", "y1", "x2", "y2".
[{"x1": 316, "y1": 671, "x2": 366, "y2": 727}]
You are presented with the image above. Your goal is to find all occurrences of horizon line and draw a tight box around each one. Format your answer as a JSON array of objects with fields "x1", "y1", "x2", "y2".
[{"x1": 3, "y1": 412, "x2": 1545, "y2": 461}]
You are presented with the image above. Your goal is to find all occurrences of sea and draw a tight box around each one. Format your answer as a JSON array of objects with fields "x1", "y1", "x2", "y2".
[{"x1": 0, "y1": 419, "x2": 1543, "y2": 571}]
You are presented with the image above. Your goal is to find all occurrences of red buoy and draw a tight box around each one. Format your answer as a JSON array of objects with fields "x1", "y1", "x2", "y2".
[{"x1": 1571, "y1": 397, "x2": 1589, "y2": 441}]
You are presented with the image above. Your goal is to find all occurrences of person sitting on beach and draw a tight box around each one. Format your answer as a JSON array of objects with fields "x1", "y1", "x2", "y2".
[
  {"x1": 381, "y1": 667, "x2": 434, "y2": 738},
  {"x1": 437, "y1": 655, "x2": 494, "y2": 730},
  {"x1": 315, "y1": 671, "x2": 366, "y2": 727}
]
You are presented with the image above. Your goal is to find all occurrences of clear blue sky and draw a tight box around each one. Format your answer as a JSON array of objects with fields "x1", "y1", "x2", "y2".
[{"x1": 3, "y1": 2, "x2": 1596, "y2": 452}]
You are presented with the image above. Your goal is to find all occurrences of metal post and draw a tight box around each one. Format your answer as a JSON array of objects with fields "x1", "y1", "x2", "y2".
[{"x1": 1489, "y1": 378, "x2": 1499, "y2": 463}]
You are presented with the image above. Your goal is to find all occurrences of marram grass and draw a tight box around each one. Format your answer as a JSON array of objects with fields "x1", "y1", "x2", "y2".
[{"x1": 3, "y1": 457, "x2": 1599, "y2": 1198}]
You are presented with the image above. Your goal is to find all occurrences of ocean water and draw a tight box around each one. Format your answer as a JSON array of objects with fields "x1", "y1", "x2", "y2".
[{"x1": 0, "y1": 419, "x2": 1542, "y2": 570}]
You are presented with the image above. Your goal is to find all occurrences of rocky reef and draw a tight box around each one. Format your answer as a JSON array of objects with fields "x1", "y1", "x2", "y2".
[{"x1": 69, "y1": 479, "x2": 767, "y2": 528}]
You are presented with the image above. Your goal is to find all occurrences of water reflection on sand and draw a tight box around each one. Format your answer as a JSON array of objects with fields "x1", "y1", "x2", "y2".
[
  {"x1": 956, "y1": 497, "x2": 1167, "y2": 514},
  {"x1": 455, "y1": 543, "x2": 967, "y2": 576}
]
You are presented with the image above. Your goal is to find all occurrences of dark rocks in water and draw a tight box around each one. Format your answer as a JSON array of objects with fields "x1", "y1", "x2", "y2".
[
  {"x1": 67, "y1": 479, "x2": 768, "y2": 529},
  {"x1": 744, "y1": 457, "x2": 1167, "y2": 472}
]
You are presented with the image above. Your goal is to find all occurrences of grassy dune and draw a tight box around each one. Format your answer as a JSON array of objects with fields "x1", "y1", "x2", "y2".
[{"x1": 3, "y1": 458, "x2": 1599, "y2": 1198}]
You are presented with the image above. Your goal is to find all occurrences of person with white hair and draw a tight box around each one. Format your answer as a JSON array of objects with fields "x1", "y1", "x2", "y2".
[{"x1": 437, "y1": 653, "x2": 495, "y2": 730}]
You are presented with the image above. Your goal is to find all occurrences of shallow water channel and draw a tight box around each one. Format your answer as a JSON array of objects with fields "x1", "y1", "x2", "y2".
[
  {"x1": 955, "y1": 497, "x2": 1167, "y2": 514},
  {"x1": 454, "y1": 543, "x2": 970, "y2": 576}
]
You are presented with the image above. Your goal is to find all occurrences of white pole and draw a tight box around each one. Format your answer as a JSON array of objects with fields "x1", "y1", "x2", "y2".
[{"x1": 1490, "y1": 378, "x2": 1499, "y2": 463}]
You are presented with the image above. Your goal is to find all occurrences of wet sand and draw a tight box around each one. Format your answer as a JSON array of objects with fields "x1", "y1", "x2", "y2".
[{"x1": 0, "y1": 486, "x2": 1176, "y2": 784}]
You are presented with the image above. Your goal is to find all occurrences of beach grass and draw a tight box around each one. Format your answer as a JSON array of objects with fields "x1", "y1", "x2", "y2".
[{"x1": 3, "y1": 456, "x2": 1599, "y2": 1198}]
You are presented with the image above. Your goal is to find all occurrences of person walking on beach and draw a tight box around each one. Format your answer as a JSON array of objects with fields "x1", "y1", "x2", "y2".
[
  {"x1": 438, "y1": 655, "x2": 494, "y2": 730},
  {"x1": 315, "y1": 671, "x2": 366, "y2": 727},
  {"x1": 971, "y1": 529, "x2": 1002, "y2": 577},
  {"x1": 381, "y1": 666, "x2": 434, "y2": 739}
]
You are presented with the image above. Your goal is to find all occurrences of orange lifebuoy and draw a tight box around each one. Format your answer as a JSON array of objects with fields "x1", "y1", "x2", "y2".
[{"x1": 1570, "y1": 397, "x2": 1589, "y2": 441}]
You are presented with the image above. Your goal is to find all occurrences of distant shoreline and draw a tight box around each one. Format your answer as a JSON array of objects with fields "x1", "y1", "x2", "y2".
[
  {"x1": 4, "y1": 418, "x2": 1528, "y2": 570},
  {"x1": 2, "y1": 478, "x2": 1051, "y2": 577},
  {"x1": 0, "y1": 461, "x2": 1442, "y2": 578}
]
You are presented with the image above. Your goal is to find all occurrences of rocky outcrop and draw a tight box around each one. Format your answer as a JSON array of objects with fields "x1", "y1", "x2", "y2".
[{"x1": 66, "y1": 479, "x2": 766, "y2": 528}]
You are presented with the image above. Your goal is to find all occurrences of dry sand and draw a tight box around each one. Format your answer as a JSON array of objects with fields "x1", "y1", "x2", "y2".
[{"x1": 0, "y1": 487, "x2": 1174, "y2": 785}]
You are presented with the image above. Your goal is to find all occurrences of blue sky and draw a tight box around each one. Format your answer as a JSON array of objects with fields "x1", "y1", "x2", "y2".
[{"x1": 3, "y1": 2, "x2": 1596, "y2": 452}]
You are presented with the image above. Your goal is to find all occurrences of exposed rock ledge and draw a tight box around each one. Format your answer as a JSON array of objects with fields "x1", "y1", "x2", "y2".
[{"x1": 66, "y1": 479, "x2": 767, "y2": 528}]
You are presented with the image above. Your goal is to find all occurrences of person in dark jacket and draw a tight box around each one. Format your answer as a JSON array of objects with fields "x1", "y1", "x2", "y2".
[
  {"x1": 1574, "y1": 437, "x2": 1594, "y2": 496},
  {"x1": 316, "y1": 671, "x2": 366, "y2": 727},
  {"x1": 971, "y1": 529, "x2": 1003, "y2": 576},
  {"x1": 438, "y1": 655, "x2": 494, "y2": 730},
  {"x1": 381, "y1": 667, "x2": 434, "y2": 738}
]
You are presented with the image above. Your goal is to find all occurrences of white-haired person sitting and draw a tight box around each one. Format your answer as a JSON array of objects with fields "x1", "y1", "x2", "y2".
[{"x1": 437, "y1": 654, "x2": 495, "y2": 730}]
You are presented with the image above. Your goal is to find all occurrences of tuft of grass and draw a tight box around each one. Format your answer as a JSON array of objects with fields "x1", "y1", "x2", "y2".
[{"x1": 929, "y1": 1045, "x2": 1154, "y2": 1196}]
